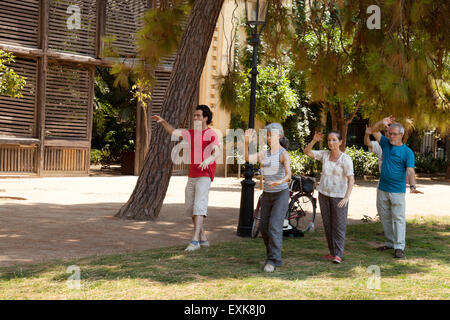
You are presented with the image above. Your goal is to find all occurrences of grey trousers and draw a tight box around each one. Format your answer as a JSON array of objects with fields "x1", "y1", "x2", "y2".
[
  {"x1": 318, "y1": 192, "x2": 349, "y2": 258},
  {"x1": 376, "y1": 189, "x2": 406, "y2": 250},
  {"x1": 260, "y1": 188, "x2": 290, "y2": 267}
]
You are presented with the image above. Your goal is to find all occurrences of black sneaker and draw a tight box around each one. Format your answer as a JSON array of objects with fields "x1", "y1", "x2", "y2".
[
  {"x1": 376, "y1": 245, "x2": 393, "y2": 251},
  {"x1": 394, "y1": 249, "x2": 404, "y2": 259}
]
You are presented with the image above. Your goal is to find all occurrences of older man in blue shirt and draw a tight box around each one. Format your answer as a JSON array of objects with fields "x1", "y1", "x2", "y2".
[{"x1": 370, "y1": 116, "x2": 423, "y2": 258}]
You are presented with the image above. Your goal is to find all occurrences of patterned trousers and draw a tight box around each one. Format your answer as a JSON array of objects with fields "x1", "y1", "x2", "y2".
[{"x1": 318, "y1": 192, "x2": 349, "y2": 258}]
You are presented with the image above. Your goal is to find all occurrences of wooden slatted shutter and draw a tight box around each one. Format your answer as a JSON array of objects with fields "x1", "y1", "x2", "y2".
[
  {"x1": 0, "y1": 57, "x2": 37, "y2": 137},
  {"x1": 48, "y1": 0, "x2": 97, "y2": 56},
  {"x1": 43, "y1": 147, "x2": 86, "y2": 172},
  {"x1": 0, "y1": 0, "x2": 39, "y2": 48},
  {"x1": 105, "y1": 0, "x2": 147, "y2": 57},
  {"x1": 45, "y1": 63, "x2": 90, "y2": 138},
  {"x1": 150, "y1": 70, "x2": 171, "y2": 132}
]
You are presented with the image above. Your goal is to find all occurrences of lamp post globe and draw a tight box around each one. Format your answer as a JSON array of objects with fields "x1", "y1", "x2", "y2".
[{"x1": 237, "y1": 0, "x2": 268, "y2": 237}]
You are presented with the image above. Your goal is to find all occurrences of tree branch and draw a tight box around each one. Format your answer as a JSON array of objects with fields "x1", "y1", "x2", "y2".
[{"x1": 346, "y1": 100, "x2": 363, "y2": 125}]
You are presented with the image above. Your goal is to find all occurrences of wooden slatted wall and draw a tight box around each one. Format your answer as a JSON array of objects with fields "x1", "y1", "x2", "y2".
[
  {"x1": 43, "y1": 147, "x2": 87, "y2": 173},
  {"x1": 0, "y1": 145, "x2": 37, "y2": 173},
  {"x1": 45, "y1": 63, "x2": 90, "y2": 138},
  {"x1": 48, "y1": 0, "x2": 97, "y2": 56},
  {"x1": 0, "y1": 57, "x2": 37, "y2": 137},
  {"x1": 105, "y1": 0, "x2": 147, "y2": 57},
  {"x1": 0, "y1": 0, "x2": 39, "y2": 48}
]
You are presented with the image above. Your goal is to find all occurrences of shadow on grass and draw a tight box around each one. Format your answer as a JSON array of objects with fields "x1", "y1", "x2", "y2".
[{"x1": 0, "y1": 217, "x2": 448, "y2": 286}]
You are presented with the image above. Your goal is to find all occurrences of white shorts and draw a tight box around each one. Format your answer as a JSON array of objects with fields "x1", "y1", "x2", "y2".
[{"x1": 185, "y1": 177, "x2": 212, "y2": 216}]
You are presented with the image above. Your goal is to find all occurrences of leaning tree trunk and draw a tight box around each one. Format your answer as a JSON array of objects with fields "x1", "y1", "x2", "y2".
[{"x1": 116, "y1": 0, "x2": 224, "y2": 220}]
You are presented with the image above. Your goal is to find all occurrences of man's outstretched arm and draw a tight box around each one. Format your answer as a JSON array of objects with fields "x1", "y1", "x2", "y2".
[{"x1": 152, "y1": 115, "x2": 181, "y2": 138}]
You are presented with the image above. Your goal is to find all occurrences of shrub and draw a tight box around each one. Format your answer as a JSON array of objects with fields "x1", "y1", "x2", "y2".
[
  {"x1": 90, "y1": 147, "x2": 114, "y2": 166},
  {"x1": 345, "y1": 146, "x2": 379, "y2": 177},
  {"x1": 90, "y1": 149, "x2": 102, "y2": 165},
  {"x1": 415, "y1": 153, "x2": 448, "y2": 174},
  {"x1": 288, "y1": 150, "x2": 321, "y2": 177},
  {"x1": 289, "y1": 147, "x2": 379, "y2": 178}
]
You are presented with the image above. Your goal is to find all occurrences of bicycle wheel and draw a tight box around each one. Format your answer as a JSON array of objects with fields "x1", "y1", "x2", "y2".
[
  {"x1": 287, "y1": 193, "x2": 316, "y2": 233},
  {"x1": 251, "y1": 198, "x2": 262, "y2": 238}
]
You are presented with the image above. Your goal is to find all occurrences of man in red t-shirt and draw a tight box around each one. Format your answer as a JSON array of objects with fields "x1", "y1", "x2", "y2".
[{"x1": 152, "y1": 105, "x2": 220, "y2": 252}]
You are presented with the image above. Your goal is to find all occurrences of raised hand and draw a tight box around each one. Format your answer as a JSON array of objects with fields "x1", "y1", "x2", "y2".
[
  {"x1": 151, "y1": 115, "x2": 164, "y2": 123},
  {"x1": 382, "y1": 115, "x2": 395, "y2": 127},
  {"x1": 313, "y1": 132, "x2": 324, "y2": 142},
  {"x1": 365, "y1": 125, "x2": 373, "y2": 135},
  {"x1": 244, "y1": 128, "x2": 255, "y2": 143}
]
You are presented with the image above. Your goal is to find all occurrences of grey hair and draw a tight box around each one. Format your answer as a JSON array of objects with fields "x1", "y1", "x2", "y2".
[
  {"x1": 264, "y1": 123, "x2": 284, "y2": 136},
  {"x1": 389, "y1": 122, "x2": 405, "y2": 135}
]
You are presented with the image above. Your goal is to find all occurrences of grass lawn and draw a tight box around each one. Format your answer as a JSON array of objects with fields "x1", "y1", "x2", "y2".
[{"x1": 0, "y1": 216, "x2": 448, "y2": 300}]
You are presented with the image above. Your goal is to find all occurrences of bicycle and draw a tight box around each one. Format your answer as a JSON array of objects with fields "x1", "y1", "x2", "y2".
[{"x1": 251, "y1": 175, "x2": 317, "y2": 238}]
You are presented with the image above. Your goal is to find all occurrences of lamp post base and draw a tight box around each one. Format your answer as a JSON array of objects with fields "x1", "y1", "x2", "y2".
[{"x1": 237, "y1": 162, "x2": 256, "y2": 237}]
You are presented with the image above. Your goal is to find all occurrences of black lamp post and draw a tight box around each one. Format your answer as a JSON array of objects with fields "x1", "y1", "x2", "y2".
[{"x1": 237, "y1": 0, "x2": 268, "y2": 237}]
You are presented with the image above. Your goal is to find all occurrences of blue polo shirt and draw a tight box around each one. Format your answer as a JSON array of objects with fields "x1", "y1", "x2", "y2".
[{"x1": 378, "y1": 135, "x2": 415, "y2": 193}]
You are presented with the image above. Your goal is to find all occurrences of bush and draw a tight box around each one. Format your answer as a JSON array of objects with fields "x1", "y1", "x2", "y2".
[
  {"x1": 415, "y1": 153, "x2": 448, "y2": 174},
  {"x1": 289, "y1": 147, "x2": 380, "y2": 178},
  {"x1": 288, "y1": 150, "x2": 321, "y2": 177},
  {"x1": 90, "y1": 146, "x2": 114, "y2": 166},
  {"x1": 90, "y1": 149, "x2": 102, "y2": 165},
  {"x1": 345, "y1": 146, "x2": 379, "y2": 177}
]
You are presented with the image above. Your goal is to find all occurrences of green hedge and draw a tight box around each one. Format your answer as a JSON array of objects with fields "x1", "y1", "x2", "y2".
[
  {"x1": 415, "y1": 153, "x2": 448, "y2": 173},
  {"x1": 289, "y1": 148, "x2": 449, "y2": 177},
  {"x1": 288, "y1": 150, "x2": 321, "y2": 177},
  {"x1": 90, "y1": 147, "x2": 114, "y2": 166},
  {"x1": 345, "y1": 146, "x2": 379, "y2": 177},
  {"x1": 288, "y1": 146, "x2": 380, "y2": 177}
]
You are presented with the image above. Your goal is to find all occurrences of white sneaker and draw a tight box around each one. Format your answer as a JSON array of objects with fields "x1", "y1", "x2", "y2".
[
  {"x1": 184, "y1": 242, "x2": 200, "y2": 252},
  {"x1": 263, "y1": 263, "x2": 275, "y2": 273}
]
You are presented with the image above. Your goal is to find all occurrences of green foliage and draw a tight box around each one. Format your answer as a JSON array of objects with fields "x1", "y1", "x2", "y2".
[
  {"x1": 0, "y1": 50, "x2": 26, "y2": 98},
  {"x1": 90, "y1": 146, "x2": 117, "y2": 166},
  {"x1": 288, "y1": 149, "x2": 321, "y2": 176},
  {"x1": 281, "y1": 69, "x2": 316, "y2": 150},
  {"x1": 235, "y1": 65, "x2": 298, "y2": 123},
  {"x1": 286, "y1": 0, "x2": 450, "y2": 136},
  {"x1": 219, "y1": 70, "x2": 240, "y2": 112},
  {"x1": 229, "y1": 112, "x2": 247, "y2": 130},
  {"x1": 93, "y1": 68, "x2": 136, "y2": 162},
  {"x1": 109, "y1": 1, "x2": 191, "y2": 88},
  {"x1": 291, "y1": 146, "x2": 381, "y2": 178},
  {"x1": 345, "y1": 146, "x2": 379, "y2": 177},
  {"x1": 414, "y1": 153, "x2": 449, "y2": 174},
  {"x1": 90, "y1": 149, "x2": 103, "y2": 165}
]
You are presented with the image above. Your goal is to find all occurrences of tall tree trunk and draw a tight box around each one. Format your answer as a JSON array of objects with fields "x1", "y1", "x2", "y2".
[{"x1": 116, "y1": 0, "x2": 224, "y2": 220}]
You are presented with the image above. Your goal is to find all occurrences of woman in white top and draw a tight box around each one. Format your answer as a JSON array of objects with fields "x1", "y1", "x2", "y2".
[{"x1": 304, "y1": 131, "x2": 354, "y2": 264}]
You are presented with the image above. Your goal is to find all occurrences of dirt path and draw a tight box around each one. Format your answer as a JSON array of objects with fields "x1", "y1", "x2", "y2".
[{"x1": 0, "y1": 175, "x2": 448, "y2": 267}]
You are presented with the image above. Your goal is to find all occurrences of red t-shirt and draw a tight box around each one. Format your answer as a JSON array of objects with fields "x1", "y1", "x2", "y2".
[{"x1": 181, "y1": 128, "x2": 219, "y2": 181}]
